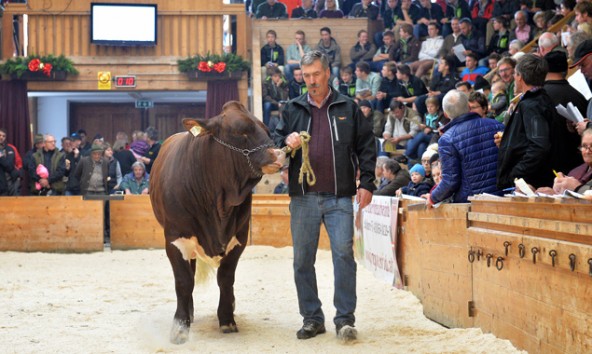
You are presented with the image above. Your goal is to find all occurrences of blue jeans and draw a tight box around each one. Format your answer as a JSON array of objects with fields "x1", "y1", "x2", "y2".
[
  {"x1": 290, "y1": 193, "x2": 356, "y2": 326},
  {"x1": 405, "y1": 131, "x2": 433, "y2": 160},
  {"x1": 263, "y1": 101, "x2": 278, "y2": 128}
]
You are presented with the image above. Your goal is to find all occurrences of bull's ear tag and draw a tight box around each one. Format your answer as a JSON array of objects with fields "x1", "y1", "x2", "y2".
[{"x1": 190, "y1": 126, "x2": 202, "y2": 137}]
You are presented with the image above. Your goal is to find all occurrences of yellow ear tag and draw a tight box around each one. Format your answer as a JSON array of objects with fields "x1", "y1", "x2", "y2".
[{"x1": 190, "y1": 126, "x2": 202, "y2": 137}]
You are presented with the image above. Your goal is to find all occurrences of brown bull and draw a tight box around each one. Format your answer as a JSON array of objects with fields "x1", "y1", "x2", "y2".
[{"x1": 150, "y1": 101, "x2": 281, "y2": 344}]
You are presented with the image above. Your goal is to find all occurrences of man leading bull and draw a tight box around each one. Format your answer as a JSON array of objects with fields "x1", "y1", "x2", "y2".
[{"x1": 273, "y1": 50, "x2": 376, "y2": 342}]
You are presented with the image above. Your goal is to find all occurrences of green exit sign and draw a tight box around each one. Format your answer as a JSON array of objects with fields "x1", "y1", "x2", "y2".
[{"x1": 135, "y1": 100, "x2": 154, "y2": 109}]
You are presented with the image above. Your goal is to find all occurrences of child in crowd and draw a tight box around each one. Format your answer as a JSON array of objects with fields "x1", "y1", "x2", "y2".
[
  {"x1": 405, "y1": 97, "x2": 443, "y2": 162},
  {"x1": 396, "y1": 163, "x2": 431, "y2": 197},
  {"x1": 489, "y1": 81, "x2": 507, "y2": 119},
  {"x1": 422, "y1": 160, "x2": 442, "y2": 199},
  {"x1": 333, "y1": 66, "x2": 356, "y2": 98}
]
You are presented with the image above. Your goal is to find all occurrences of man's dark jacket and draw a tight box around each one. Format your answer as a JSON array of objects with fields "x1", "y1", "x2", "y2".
[
  {"x1": 74, "y1": 156, "x2": 109, "y2": 195},
  {"x1": 273, "y1": 88, "x2": 376, "y2": 196}
]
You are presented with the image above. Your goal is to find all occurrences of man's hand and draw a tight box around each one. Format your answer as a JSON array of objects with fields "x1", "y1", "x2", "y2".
[
  {"x1": 576, "y1": 119, "x2": 589, "y2": 135},
  {"x1": 285, "y1": 132, "x2": 302, "y2": 150},
  {"x1": 39, "y1": 178, "x2": 49, "y2": 188},
  {"x1": 426, "y1": 193, "x2": 434, "y2": 208},
  {"x1": 494, "y1": 131, "x2": 503, "y2": 148},
  {"x1": 356, "y1": 188, "x2": 373, "y2": 209},
  {"x1": 553, "y1": 173, "x2": 581, "y2": 194}
]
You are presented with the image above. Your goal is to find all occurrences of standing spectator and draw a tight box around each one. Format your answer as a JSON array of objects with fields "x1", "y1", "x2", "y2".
[
  {"x1": 29, "y1": 134, "x2": 66, "y2": 196},
  {"x1": 395, "y1": 64, "x2": 428, "y2": 106},
  {"x1": 316, "y1": 27, "x2": 342, "y2": 78},
  {"x1": 77, "y1": 128, "x2": 92, "y2": 157},
  {"x1": 288, "y1": 66, "x2": 308, "y2": 99},
  {"x1": 513, "y1": 10, "x2": 534, "y2": 45},
  {"x1": 354, "y1": 62, "x2": 382, "y2": 102},
  {"x1": 375, "y1": 61, "x2": 402, "y2": 113},
  {"x1": 460, "y1": 17, "x2": 486, "y2": 62},
  {"x1": 262, "y1": 68, "x2": 289, "y2": 130},
  {"x1": 74, "y1": 144, "x2": 108, "y2": 195},
  {"x1": 273, "y1": 165, "x2": 289, "y2": 194},
  {"x1": 291, "y1": 0, "x2": 317, "y2": 18},
  {"x1": 349, "y1": 0, "x2": 379, "y2": 19},
  {"x1": 272, "y1": 50, "x2": 376, "y2": 342},
  {"x1": 460, "y1": 53, "x2": 489, "y2": 85},
  {"x1": 409, "y1": 22, "x2": 444, "y2": 78},
  {"x1": 349, "y1": 29, "x2": 376, "y2": 70},
  {"x1": 0, "y1": 128, "x2": 20, "y2": 196},
  {"x1": 261, "y1": 29, "x2": 285, "y2": 79},
  {"x1": 139, "y1": 127, "x2": 161, "y2": 175},
  {"x1": 103, "y1": 143, "x2": 122, "y2": 194},
  {"x1": 441, "y1": 0, "x2": 470, "y2": 37},
  {"x1": 468, "y1": 91, "x2": 489, "y2": 117},
  {"x1": 319, "y1": 0, "x2": 344, "y2": 18},
  {"x1": 391, "y1": 23, "x2": 421, "y2": 64},
  {"x1": 285, "y1": 30, "x2": 312, "y2": 82},
  {"x1": 496, "y1": 54, "x2": 558, "y2": 190},
  {"x1": 112, "y1": 138, "x2": 136, "y2": 176},
  {"x1": 414, "y1": 0, "x2": 444, "y2": 39},
  {"x1": 120, "y1": 161, "x2": 150, "y2": 195},
  {"x1": 22, "y1": 134, "x2": 45, "y2": 196},
  {"x1": 374, "y1": 159, "x2": 411, "y2": 196},
  {"x1": 427, "y1": 90, "x2": 504, "y2": 206},
  {"x1": 256, "y1": 0, "x2": 288, "y2": 19},
  {"x1": 494, "y1": 56, "x2": 516, "y2": 123},
  {"x1": 333, "y1": 66, "x2": 357, "y2": 98},
  {"x1": 64, "y1": 133, "x2": 82, "y2": 196}
]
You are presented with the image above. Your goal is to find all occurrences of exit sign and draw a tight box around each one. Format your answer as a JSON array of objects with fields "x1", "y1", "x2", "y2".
[
  {"x1": 135, "y1": 100, "x2": 154, "y2": 109},
  {"x1": 114, "y1": 75, "x2": 137, "y2": 88}
]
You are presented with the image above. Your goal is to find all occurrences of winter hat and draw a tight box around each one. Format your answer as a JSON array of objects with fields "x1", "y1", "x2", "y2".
[
  {"x1": 422, "y1": 149, "x2": 437, "y2": 162},
  {"x1": 34, "y1": 134, "x2": 44, "y2": 144},
  {"x1": 409, "y1": 163, "x2": 425, "y2": 177},
  {"x1": 359, "y1": 100, "x2": 372, "y2": 108}
]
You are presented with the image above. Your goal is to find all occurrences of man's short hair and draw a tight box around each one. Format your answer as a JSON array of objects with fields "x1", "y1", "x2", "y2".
[
  {"x1": 383, "y1": 159, "x2": 401, "y2": 175},
  {"x1": 61, "y1": 136, "x2": 72, "y2": 143},
  {"x1": 575, "y1": 1, "x2": 592, "y2": 17},
  {"x1": 427, "y1": 22, "x2": 440, "y2": 32},
  {"x1": 320, "y1": 26, "x2": 331, "y2": 35},
  {"x1": 515, "y1": 53, "x2": 548, "y2": 87},
  {"x1": 266, "y1": 29, "x2": 277, "y2": 38},
  {"x1": 468, "y1": 91, "x2": 488, "y2": 109},
  {"x1": 356, "y1": 61, "x2": 371, "y2": 74},
  {"x1": 340, "y1": 66, "x2": 353, "y2": 75},
  {"x1": 295, "y1": 29, "x2": 306, "y2": 38},
  {"x1": 492, "y1": 16, "x2": 508, "y2": 28},
  {"x1": 400, "y1": 23, "x2": 413, "y2": 36},
  {"x1": 396, "y1": 64, "x2": 411, "y2": 76},
  {"x1": 383, "y1": 30, "x2": 394, "y2": 39},
  {"x1": 488, "y1": 52, "x2": 501, "y2": 61},
  {"x1": 357, "y1": 29, "x2": 368, "y2": 38},
  {"x1": 301, "y1": 50, "x2": 330, "y2": 70},
  {"x1": 270, "y1": 67, "x2": 283, "y2": 76},
  {"x1": 442, "y1": 90, "x2": 469, "y2": 119},
  {"x1": 455, "y1": 81, "x2": 472, "y2": 91},
  {"x1": 389, "y1": 99, "x2": 404, "y2": 111},
  {"x1": 145, "y1": 126, "x2": 159, "y2": 141},
  {"x1": 383, "y1": 61, "x2": 397, "y2": 76},
  {"x1": 459, "y1": 17, "x2": 472, "y2": 26},
  {"x1": 466, "y1": 52, "x2": 478, "y2": 62},
  {"x1": 498, "y1": 56, "x2": 517, "y2": 69}
]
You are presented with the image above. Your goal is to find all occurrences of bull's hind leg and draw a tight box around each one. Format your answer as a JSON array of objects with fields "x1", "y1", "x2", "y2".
[
  {"x1": 165, "y1": 238, "x2": 195, "y2": 344},
  {"x1": 217, "y1": 229, "x2": 248, "y2": 333}
]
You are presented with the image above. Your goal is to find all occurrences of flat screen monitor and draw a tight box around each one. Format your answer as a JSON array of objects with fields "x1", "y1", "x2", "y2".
[{"x1": 90, "y1": 3, "x2": 157, "y2": 46}]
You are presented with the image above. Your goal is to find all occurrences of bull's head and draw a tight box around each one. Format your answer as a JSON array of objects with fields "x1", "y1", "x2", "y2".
[{"x1": 182, "y1": 101, "x2": 284, "y2": 176}]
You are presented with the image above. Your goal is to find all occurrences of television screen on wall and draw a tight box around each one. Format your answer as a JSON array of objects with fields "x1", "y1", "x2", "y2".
[{"x1": 90, "y1": 3, "x2": 157, "y2": 46}]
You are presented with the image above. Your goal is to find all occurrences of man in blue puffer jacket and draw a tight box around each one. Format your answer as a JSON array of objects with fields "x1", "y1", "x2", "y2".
[{"x1": 427, "y1": 90, "x2": 504, "y2": 206}]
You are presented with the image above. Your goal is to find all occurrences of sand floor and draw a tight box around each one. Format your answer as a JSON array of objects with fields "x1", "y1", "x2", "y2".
[{"x1": 0, "y1": 246, "x2": 525, "y2": 354}]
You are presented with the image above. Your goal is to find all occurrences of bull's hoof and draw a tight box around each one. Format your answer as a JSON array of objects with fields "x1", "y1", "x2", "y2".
[
  {"x1": 170, "y1": 319, "x2": 190, "y2": 344},
  {"x1": 220, "y1": 323, "x2": 239, "y2": 333}
]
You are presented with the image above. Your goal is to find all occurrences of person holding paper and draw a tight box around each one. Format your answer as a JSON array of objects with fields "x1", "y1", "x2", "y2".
[
  {"x1": 459, "y1": 18, "x2": 486, "y2": 61},
  {"x1": 569, "y1": 39, "x2": 592, "y2": 135}
]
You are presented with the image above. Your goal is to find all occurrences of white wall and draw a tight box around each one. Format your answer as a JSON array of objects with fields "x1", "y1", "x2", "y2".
[{"x1": 36, "y1": 97, "x2": 69, "y2": 150}]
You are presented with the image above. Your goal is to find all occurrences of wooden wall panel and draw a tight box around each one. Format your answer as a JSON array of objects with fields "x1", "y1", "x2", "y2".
[
  {"x1": 0, "y1": 196, "x2": 104, "y2": 252},
  {"x1": 110, "y1": 195, "x2": 164, "y2": 250}
]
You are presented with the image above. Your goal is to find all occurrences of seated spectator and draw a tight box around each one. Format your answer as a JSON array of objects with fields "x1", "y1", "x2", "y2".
[
  {"x1": 438, "y1": 17, "x2": 463, "y2": 68},
  {"x1": 567, "y1": 31, "x2": 592, "y2": 61},
  {"x1": 374, "y1": 156, "x2": 390, "y2": 190},
  {"x1": 291, "y1": 0, "x2": 317, "y2": 18},
  {"x1": 468, "y1": 91, "x2": 489, "y2": 117},
  {"x1": 371, "y1": 30, "x2": 396, "y2": 72},
  {"x1": 459, "y1": 18, "x2": 486, "y2": 62},
  {"x1": 473, "y1": 75, "x2": 491, "y2": 96},
  {"x1": 256, "y1": 0, "x2": 288, "y2": 19},
  {"x1": 488, "y1": 81, "x2": 507, "y2": 118},
  {"x1": 261, "y1": 29, "x2": 285, "y2": 79},
  {"x1": 414, "y1": 55, "x2": 459, "y2": 117},
  {"x1": 383, "y1": 99, "x2": 421, "y2": 151},
  {"x1": 422, "y1": 160, "x2": 442, "y2": 198},
  {"x1": 460, "y1": 53, "x2": 489, "y2": 85},
  {"x1": 374, "y1": 159, "x2": 411, "y2": 196},
  {"x1": 533, "y1": 10, "x2": 549, "y2": 39},
  {"x1": 405, "y1": 96, "x2": 444, "y2": 161},
  {"x1": 318, "y1": 0, "x2": 344, "y2": 18},
  {"x1": 355, "y1": 62, "x2": 382, "y2": 102},
  {"x1": 396, "y1": 163, "x2": 431, "y2": 197},
  {"x1": 333, "y1": 66, "x2": 357, "y2": 98},
  {"x1": 391, "y1": 23, "x2": 421, "y2": 65},
  {"x1": 409, "y1": 23, "x2": 444, "y2": 78},
  {"x1": 394, "y1": 64, "x2": 427, "y2": 106},
  {"x1": 349, "y1": 29, "x2": 376, "y2": 70},
  {"x1": 316, "y1": 27, "x2": 342, "y2": 78},
  {"x1": 540, "y1": 129, "x2": 592, "y2": 195},
  {"x1": 349, "y1": 0, "x2": 379, "y2": 19},
  {"x1": 455, "y1": 81, "x2": 472, "y2": 95},
  {"x1": 560, "y1": 0, "x2": 576, "y2": 17},
  {"x1": 359, "y1": 100, "x2": 385, "y2": 138},
  {"x1": 421, "y1": 147, "x2": 438, "y2": 185},
  {"x1": 538, "y1": 32, "x2": 563, "y2": 57},
  {"x1": 375, "y1": 61, "x2": 401, "y2": 113},
  {"x1": 285, "y1": 30, "x2": 312, "y2": 82},
  {"x1": 427, "y1": 90, "x2": 504, "y2": 206},
  {"x1": 273, "y1": 165, "x2": 289, "y2": 194},
  {"x1": 378, "y1": 0, "x2": 403, "y2": 46},
  {"x1": 112, "y1": 138, "x2": 136, "y2": 176},
  {"x1": 487, "y1": 52, "x2": 501, "y2": 71},
  {"x1": 487, "y1": 17, "x2": 510, "y2": 57},
  {"x1": 414, "y1": 0, "x2": 444, "y2": 39},
  {"x1": 508, "y1": 39, "x2": 524, "y2": 57},
  {"x1": 575, "y1": 1, "x2": 592, "y2": 27},
  {"x1": 262, "y1": 68, "x2": 289, "y2": 131},
  {"x1": 120, "y1": 161, "x2": 150, "y2": 195},
  {"x1": 513, "y1": 10, "x2": 534, "y2": 45},
  {"x1": 470, "y1": 0, "x2": 494, "y2": 36},
  {"x1": 288, "y1": 66, "x2": 308, "y2": 99},
  {"x1": 441, "y1": 0, "x2": 470, "y2": 37}
]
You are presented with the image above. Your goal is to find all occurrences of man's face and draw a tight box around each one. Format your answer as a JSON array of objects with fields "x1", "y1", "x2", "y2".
[
  {"x1": 71, "y1": 139, "x2": 81, "y2": 149},
  {"x1": 451, "y1": 19, "x2": 460, "y2": 33},
  {"x1": 488, "y1": 58, "x2": 498, "y2": 70},
  {"x1": 360, "y1": 106, "x2": 372, "y2": 117},
  {"x1": 428, "y1": 25, "x2": 438, "y2": 38},
  {"x1": 401, "y1": 0, "x2": 411, "y2": 9},
  {"x1": 355, "y1": 66, "x2": 367, "y2": 79},
  {"x1": 580, "y1": 55, "x2": 592, "y2": 78},
  {"x1": 302, "y1": 0, "x2": 312, "y2": 8},
  {"x1": 295, "y1": 33, "x2": 305, "y2": 45},
  {"x1": 320, "y1": 30, "x2": 331, "y2": 43},
  {"x1": 469, "y1": 100, "x2": 486, "y2": 117},
  {"x1": 362, "y1": 0, "x2": 372, "y2": 6},
  {"x1": 581, "y1": 134, "x2": 592, "y2": 166},
  {"x1": 457, "y1": 85, "x2": 470, "y2": 95},
  {"x1": 359, "y1": 32, "x2": 368, "y2": 45},
  {"x1": 91, "y1": 150, "x2": 102, "y2": 162},
  {"x1": 513, "y1": 71, "x2": 524, "y2": 95},
  {"x1": 420, "y1": 0, "x2": 430, "y2": 8},
  {"x1": 466, "y1": 56, "x2": 477, "y2": 69},
  {"x1": 0, "y1": 131, "x2": 5, "y2": 145},
  {"x1": 387, "y1": 0, "x2": 398, "y2": 9},
  {"x1": 576, "y1": 11, "x2": 587, "y2": 24},
  {"x1": 341, "y1": 71, "x2": 353, "y2": 83},
  {"x1": 79, "y1": 133, "x2": 87, "y2": 144},
  {"x1": 460, "y1": 22, "x2": 470, "y2": 36},
  {"x1": 44, "y1": 136, "x2": 56, "y2": 151},
  {"x1": 383, "y1": 35, "x2": 393, "y2": 46},
  {"x1": 266, "y1": 33, "x2": 276, "y2": 46},
  {"x1": 493, "y1": 20, "x2": 501, "y2": 31},
  {"x1": 302, "y1": 59, "x2": 331, "y2": 100},
  {"x1": 267, "y1": 0, "x2": 276, "y2": 5},
  {"x1": 62, "y1": 139, "x2": 72, "y2": 153},
  {"x1": 393, "y1": 107, "x2": 404, "y2": 119},
  {"x1": 381, "y1": 65, "x2": 391, "y2": 78},
  {"x1": 515, "y1": 12, "x2": 526, "y2": 27},
  {"x1": 271, "y1": 73, "x2": 282, "y2": 84},
  {"x1": 498, "y1": 63, "x2": 514, "y2": 83},
  {"x1": 293, "y1": 69, "x2": 303, "y2": 83}
]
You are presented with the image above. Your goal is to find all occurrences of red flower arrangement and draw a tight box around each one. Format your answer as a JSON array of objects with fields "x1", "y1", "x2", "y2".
[
  {"x1": 28, "y1": 58, "x2": 53, "y2": 77},
  {"x1": 197, "y1": 60, "x2": 227, "y2": 73}
]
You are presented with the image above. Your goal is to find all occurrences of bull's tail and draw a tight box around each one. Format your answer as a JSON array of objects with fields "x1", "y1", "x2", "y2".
[{"x1": 194, "y1": 252, "x2": 217, "y2": 284}]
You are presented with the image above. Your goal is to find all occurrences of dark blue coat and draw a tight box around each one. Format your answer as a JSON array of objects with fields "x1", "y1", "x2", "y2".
[{"x1": 431, "y1": 112, "x2": 504, "y2": 203}]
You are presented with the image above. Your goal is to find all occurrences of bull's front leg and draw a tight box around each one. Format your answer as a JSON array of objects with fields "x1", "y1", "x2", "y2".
[
  {"x1": 166, "y1": 239, "x2": 195, "y2": 344},
  {"x1": 216, "y1": 226, "x2": 248, "y2": 333}
]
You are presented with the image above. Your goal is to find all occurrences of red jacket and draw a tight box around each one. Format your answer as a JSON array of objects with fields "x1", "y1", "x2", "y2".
[{"x1": 471, "y1": 0, "x2": 493, "y2": 20}]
